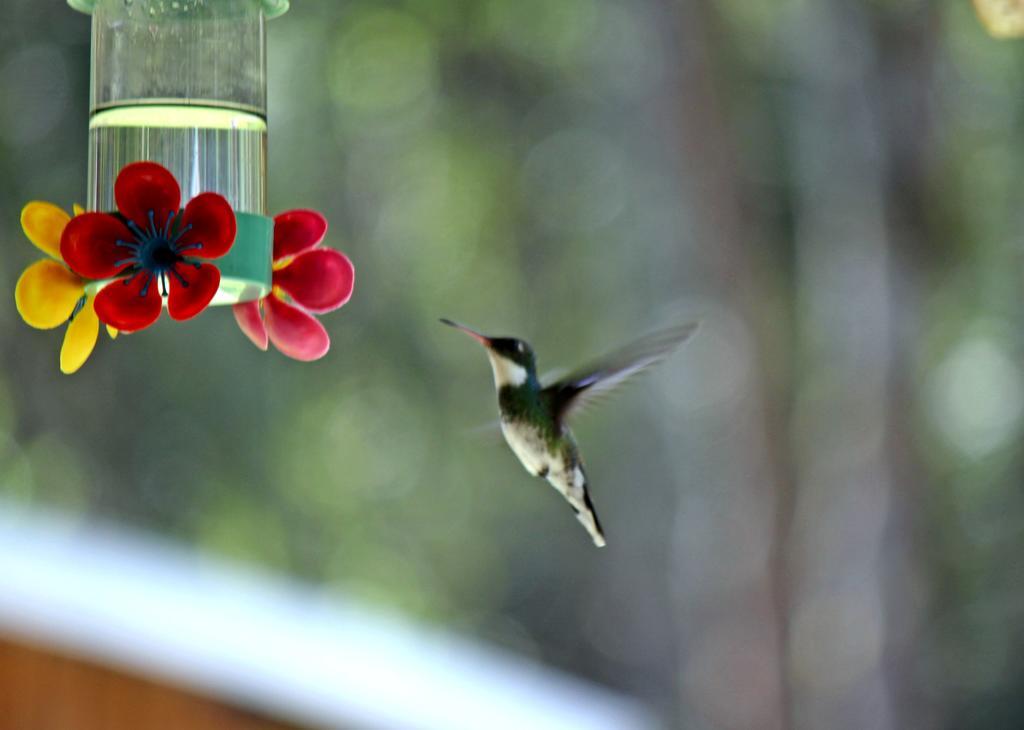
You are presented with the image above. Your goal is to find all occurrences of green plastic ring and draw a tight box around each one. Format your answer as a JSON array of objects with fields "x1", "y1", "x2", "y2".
[
  {"x1": 67, "y1": 0, "x2": 290, "y2": 19},
  {"x1": 214, "y1": 212, "x2": 274, "y2": 304}
]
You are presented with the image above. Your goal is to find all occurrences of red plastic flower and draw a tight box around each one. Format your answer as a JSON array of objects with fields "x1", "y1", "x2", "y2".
[
  {"x1": 232, "y1": 210, "x2": 354, "y2": 361},
  {"x1": 60, "y1": 162, "x2": 236, "y2": 333}
]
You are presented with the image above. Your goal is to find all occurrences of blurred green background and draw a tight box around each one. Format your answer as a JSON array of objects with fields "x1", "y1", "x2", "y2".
[{"x1": 4, "y1": 0, "x2": 1024, "y2": 728}]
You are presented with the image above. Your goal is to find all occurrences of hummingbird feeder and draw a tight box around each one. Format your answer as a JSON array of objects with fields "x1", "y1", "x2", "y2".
[{"x1": 15, "y1": 0, "x2": 354, "y2": 373}]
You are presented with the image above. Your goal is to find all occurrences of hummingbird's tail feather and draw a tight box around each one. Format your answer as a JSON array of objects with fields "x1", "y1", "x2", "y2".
[
  {"x1": 566, "y1": 472, "x2": 606, "y2": 547},
  {"x1": 545, "y1": 462, "x2": 607, "y2": 547},
  {"x1": 576, "y1": 486, "x2": 606, "y2": 548}
]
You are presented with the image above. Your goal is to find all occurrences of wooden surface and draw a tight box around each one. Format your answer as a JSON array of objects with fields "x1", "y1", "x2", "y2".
[{"x1": 0, "y1": 636, "x2": 309, "y2": 730}]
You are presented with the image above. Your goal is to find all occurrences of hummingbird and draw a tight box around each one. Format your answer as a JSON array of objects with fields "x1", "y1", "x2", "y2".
[{"x1": 440, "y1": 319, "x2": 698, "y2": 547}]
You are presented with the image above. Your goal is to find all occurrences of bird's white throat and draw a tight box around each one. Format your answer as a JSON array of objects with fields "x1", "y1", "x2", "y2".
[{"x1": 486, "y1": 352, "x2": 529, "y2": 387}]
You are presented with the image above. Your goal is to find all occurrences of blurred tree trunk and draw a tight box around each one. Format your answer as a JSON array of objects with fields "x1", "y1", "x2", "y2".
[
  {"x1": 783, "y1": 1, "x2": 898, "y2": 726},
  {"x1": 785, "y1": 1, "x2": 938, "y2": 728},
  {"x1": 871, "y1": 3, "x2": 940, "y2": 728},
  {"x1": 662, "y1": 0, "x2": 938, "y2": 728},
  {"x1": 661, "y1": 1, "x2": 795, "y2": 728}
]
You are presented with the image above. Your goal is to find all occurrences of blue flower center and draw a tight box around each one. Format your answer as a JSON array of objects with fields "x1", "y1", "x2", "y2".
[{"x1": 115, "y1": 209, "x2": 204, "y2": 297}]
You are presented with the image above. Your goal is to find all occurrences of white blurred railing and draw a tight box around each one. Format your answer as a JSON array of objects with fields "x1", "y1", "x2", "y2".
[{"x1": 0, "y1": 499, "x2": 655, "y2": 730}]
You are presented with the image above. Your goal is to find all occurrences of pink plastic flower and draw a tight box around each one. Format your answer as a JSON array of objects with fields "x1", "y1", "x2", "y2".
[{"x1": 232, "y1": 210, "x2": 354, "y2": 361}]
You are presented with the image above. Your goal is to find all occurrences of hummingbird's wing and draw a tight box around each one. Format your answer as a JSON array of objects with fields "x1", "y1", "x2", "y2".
[
  {"x1": 461, "y1": 418, "x2": 506, "y2": 445},
  {"x1": 542, "y1": 323, "x2": 699, "y2": 425}
]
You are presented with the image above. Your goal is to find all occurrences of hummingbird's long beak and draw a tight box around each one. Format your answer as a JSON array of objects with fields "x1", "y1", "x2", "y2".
[{"x1": 440, "y1": 318, "x2": 492, "y2": 347}]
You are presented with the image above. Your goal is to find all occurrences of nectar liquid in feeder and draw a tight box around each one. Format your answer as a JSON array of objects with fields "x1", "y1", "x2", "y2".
[
  {"x1": 88, "y1": 105, "x2": 269, "y2": 304},
  {"x1": 80, "y1": 0, "x2": 283, "y2": 305}
]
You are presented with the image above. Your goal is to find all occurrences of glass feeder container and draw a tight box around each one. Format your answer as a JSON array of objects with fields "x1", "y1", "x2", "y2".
[{"x1": 69, "y1": 0, "x2": 290, "y2": 304}]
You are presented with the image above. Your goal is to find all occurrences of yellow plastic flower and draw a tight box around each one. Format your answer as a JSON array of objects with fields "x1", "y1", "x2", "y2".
[
  {"x1": 15, "y1": 202, "x2": 117, "y2": 375},
  {"x1": 974, "y1": 0, "x2": 1024, "y2": 38}
]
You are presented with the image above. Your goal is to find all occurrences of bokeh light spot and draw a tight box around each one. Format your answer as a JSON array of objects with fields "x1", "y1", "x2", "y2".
[
  {"x1": 330, "y1": 9, "x2": 438, "y2": 118},
  {"x1": 481, "y1": 0, "x2": 597, "y2": 70},
  {"x1": 789, "y1": 590, "x2": 885, "y2": 694},
  {"x1": 926, "y1": 333, "x2": 1024, "y2": 459},
  {"x1": 522, "y1": 128, "x2": 625, "y2": 233}
]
